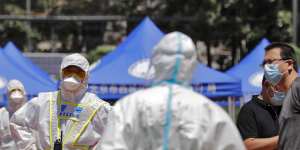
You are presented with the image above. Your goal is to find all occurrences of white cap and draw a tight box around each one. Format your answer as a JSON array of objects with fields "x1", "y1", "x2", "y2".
[
  {"x1": 7, "y1": 79, "x2": 26, "y2": 94},
  {"x1": 61, "y1": 53, "x2": 89, "y2": 72}
]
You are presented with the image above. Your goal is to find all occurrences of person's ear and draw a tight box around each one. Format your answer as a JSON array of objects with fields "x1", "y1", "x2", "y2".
[{"x1": 286, "y1": 59, "x2": 294, "y2": 72}]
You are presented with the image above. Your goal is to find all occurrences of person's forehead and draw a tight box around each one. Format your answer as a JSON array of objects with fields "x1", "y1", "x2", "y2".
[{"x1": 264, "y1": 48, "x2": 282, "y2": 60}]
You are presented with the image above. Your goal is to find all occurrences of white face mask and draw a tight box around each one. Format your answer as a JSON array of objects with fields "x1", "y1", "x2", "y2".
[
  {"x1": 62, "y1": 76, "x2": 81, "y2": 91},
  {"x1": 9, "y1": 91, "x2": 24, "y2": 103},
  {"x1": 264, "y1": 63, "x2": 283, "y2": 86},
  {"x1": 270, "y1": 91, "x2": 286, "y2": 106}
]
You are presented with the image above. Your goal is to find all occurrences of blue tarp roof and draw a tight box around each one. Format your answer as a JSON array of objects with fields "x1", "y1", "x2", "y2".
[
  {"x1": 3, "y1": 42, "x2": 56, "y2": 87},
  {"x1": 226, "y1": 38, "x2": 271, "y2": 95},
  {"x1": 0, "y1": 44, "x2": 57, "y2": 106},
  {"x1": 191, "y1": 64, "x2": 241, "y2": 98},
  {"x1": 90, "y1": 17, "x2": 164, "y2": 84},
  {"x1": 89, "y1": 17, "x2": 241, "y2": 99}
]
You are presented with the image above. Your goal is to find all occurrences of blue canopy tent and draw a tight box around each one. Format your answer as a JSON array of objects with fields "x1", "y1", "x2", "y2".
[
  {"x1": 3, "y1": 42, "x2": 55, "y2": 87},
  {"x1": 191, "y1": 64, "x2": 241, "y2": 98},
  {"x1": 89, "y1": 17, "x2": 241, "y2": 100},
  {"x1": 89, "y1": 17, "x2": 164, "y2": 99},
  {"x1": 0, "y1": 46, "x2": 57, "y2": 107},
  {"x1": 226, "y1": 38, "x2": 271, "y2": 95}
]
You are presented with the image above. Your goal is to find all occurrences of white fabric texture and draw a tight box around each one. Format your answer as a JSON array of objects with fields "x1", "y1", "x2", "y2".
[
  {"x1": 100, "y1": 85, "x2": 245, "y2": 150},
  {"x1": 0, "y1": 80, "x2": 26, "y2": 149},
  {"x1": 151, "y1": 31, "x2": 197, "y2": 85},
  {"x1": 0, "y1": 108, "x2": 18, "y2": 150},
  {"x1": 100, "y1": 32, "x2": 245, "y2": 150}
]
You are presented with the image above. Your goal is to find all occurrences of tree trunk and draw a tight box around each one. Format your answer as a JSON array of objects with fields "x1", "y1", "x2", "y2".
[
  {"x1": 231, "y1": 37, "x2": 237, "y2": 66},
  {"x1": 205, "y1": 41, "x2": 212, "y2": 67}
]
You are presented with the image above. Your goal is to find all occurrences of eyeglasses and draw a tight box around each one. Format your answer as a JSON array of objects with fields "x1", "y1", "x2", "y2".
[
  {"x1": 62, "y1": 67, "x2": 86, "y2": 79},
  {"x1": 9, "y1": 89, "x2": 24, "y2": 95},
  {"x1": 260, "y1": 58, "x2": 286, "y2": 67}
]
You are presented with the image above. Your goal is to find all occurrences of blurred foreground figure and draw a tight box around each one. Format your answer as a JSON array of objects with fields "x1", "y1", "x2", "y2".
[
  {"x1": 100, "y1": 32, "x2": 245, "y2": 150},
  {"x1": 0, "y1": 79, "x2": 26, "y2": 149},
  {"x1": 10, "y1": 53, "x2": 111, "y2": 150}
]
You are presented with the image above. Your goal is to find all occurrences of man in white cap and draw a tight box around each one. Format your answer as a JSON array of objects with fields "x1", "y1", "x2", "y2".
[
  {"x1": 100, "y1": 32, "x2": 245, "y2": 150},
  {"x1": 10, "y1": 53, "x2": 111, "y2": 150},
  {"x1": 0, "y1": 79, "x2": 27, "y2": 149}
]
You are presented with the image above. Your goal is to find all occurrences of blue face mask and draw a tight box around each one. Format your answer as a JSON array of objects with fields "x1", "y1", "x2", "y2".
[
  {"x1": 271, "y1": 91, "x2": 286, "y2": 106},
  {"x1": 264, "y1": 64, "x2": 283, "y2": 85}
]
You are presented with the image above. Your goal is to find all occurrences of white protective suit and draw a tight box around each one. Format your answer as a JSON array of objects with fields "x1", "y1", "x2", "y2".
[
  {"x1": 10, "y1": 53, "x2": 111, "y2": 150},
  {"x1": 100, "y1": 32, "x2": 245, "y2": 150},
  {"x1": 0, "y1": 79, "x2": 26, "y2": 150}
]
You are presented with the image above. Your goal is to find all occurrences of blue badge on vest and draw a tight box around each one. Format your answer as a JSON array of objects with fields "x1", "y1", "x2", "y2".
[
  {"x1": 59, "y1": 104, "x2": 83, "y2": 118},
  {"x1": 73, "y1": 107, "x2": 83, "y2": 118},
  {"x1": 61, "y1": 104, "x2": 67, "y2": 112},
  {"x1": 59, "y1": 104, "x2": 67, "y2": 116}
]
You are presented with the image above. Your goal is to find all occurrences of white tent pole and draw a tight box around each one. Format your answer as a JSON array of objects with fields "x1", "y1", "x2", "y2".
[{"x1": 227, "y1": 96, "x2": 237, "y2": 121}]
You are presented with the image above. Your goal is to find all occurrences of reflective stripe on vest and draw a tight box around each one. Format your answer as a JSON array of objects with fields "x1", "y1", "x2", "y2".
[{"x1": 49, "y1": 92, "x2": 104, "y2": 150}]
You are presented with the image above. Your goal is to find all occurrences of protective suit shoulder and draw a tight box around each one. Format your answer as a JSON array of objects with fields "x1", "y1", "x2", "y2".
[
  {"x1": 195, "y1": 95, "x2": 245, "y2": 150},
  {"x1": 85, "y1": 92, "x2": 112, "y2": 149},
  {"x1": 84, "y1": 92, "x2": 112, "y2": 121},
  {"x1": 0, "y1": 107, "x2": 17, "y2": 150},
  {"x1": 85, "y1": 92, "x2": 111, "y2": 110},
  {"x1": 194, "y1": 92, "x2": 234, "y2": 123},
  {"x1": 27, "y1": 91, "x2": 58, "y2": 107},
  {"x1": 11, "y1": 91, "x2": 57, "y2": 128},
  {"x1": 0, "y1": 107, "x2": 7, "y2": 114},
  {"x1": 11, "y1": 96, "x2": 40, "y2": 128},
  {"x1": 165, "y1": 86, "x2": 245, "y2": 149},
  {"x1": 114, "y1": 88, "x2": 148, "y2": 112},
  {"x1": 0, "y1": 107, "x2": 9, "y2": 134},
  {"x1": 10, "y1": 96, "x2": 41, "y2": 150},
  {"x1": 99, "y1": 90, "x2": 140, "y2": 150},
  {"x1": 177, "y1": 87, "x2": 237, "y2": 125}
]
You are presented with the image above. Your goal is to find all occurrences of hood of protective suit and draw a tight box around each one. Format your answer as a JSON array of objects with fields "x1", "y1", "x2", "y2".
[
  {"x1": 60, "y1": 53, "x2": 89, "y2": 102},
  {"x1": 151, "y1": 31, "x2": 197, "y2": 85},
  {"x1": 7, "y1": 79, "x2": 26, "y2": 115}
]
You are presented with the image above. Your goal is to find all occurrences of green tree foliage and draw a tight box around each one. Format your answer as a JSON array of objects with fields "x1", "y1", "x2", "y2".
[
  {"x1": 110, "y1": 0, "x2": 293, "y2": 68},
  {"x1": 0, "y1": 0, "x2": 295, "y2": 67},
  {"x1": 87, "y1": 45, "x2": 115, "y2": 63}
]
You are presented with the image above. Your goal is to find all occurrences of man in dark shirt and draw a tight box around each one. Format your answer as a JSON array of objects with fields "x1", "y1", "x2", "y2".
[
  {"x1": 237, "y1": 77, "x2": 281, "y2": 150},
  {"x1": 262, "y1": 43, "x2": 298, "y2": 150}
]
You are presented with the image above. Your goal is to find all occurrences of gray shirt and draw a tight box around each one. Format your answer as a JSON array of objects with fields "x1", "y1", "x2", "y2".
[{"x1": 279, "y1": 77, "x2": 300, "y2": 150}]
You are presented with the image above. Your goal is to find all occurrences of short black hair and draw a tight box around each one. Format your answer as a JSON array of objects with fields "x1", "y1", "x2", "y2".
[
  {"x1": 265, "y1": 42, "x2": 298, "y2": 72},
  {"x1": 262, "y1": 75, "x2": 269, "y2": 86},
  {"x1": 262, "y1": 75, "x2": 266, "y2": 83}
]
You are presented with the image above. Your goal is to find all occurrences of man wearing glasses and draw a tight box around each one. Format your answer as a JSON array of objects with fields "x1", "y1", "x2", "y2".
[
  {"x1": 262, "y1": 43, "x2": 299, "y2": 150},
  {"x1": 237, "y1": 76, "x2": 281, "y2": 150}
]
